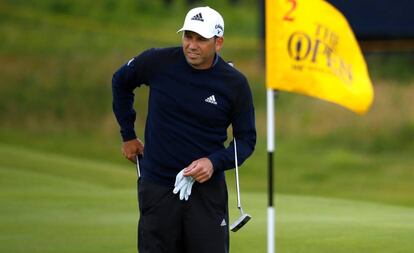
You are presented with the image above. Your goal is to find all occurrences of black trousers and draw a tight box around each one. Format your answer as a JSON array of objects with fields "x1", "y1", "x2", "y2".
[{"x1": 137, "y1": 178, "x2": 229, "y2": 253}]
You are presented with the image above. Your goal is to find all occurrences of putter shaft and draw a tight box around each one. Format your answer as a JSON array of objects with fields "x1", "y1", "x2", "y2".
[{"x1": 234, "y1": 138, "x2": 243, "y2": 215}]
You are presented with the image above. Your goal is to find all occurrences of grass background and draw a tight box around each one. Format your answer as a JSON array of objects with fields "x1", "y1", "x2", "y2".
[{"x1": 1, "y1": 0, "x2": 414, "y2": 252}]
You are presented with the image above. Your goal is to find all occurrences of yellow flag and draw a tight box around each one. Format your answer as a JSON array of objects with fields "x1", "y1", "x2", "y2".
[{"x1": 266, "y1": 0, "x2": 374, "y2": 114}]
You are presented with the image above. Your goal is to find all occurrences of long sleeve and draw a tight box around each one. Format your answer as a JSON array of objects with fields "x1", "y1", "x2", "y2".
[
  {"x1": 112, "y1": 49, "x2": 154, "y2": 141},
  {"x1": 208, "y1": 109, "x2": 256, "y2": 171}
]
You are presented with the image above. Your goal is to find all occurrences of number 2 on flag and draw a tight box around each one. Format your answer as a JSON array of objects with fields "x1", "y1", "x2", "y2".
[{"x1": 283, "y1": 0, "x2": 297, "y2": 21}]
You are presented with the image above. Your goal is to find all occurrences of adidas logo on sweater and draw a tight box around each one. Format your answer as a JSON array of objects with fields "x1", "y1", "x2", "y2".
[
  {"x1": 191, "y1": 13, "x2": 204, "y2": 22},
  {"x1": 205, "y1": 95, "x2": 217, "y2": 105}
]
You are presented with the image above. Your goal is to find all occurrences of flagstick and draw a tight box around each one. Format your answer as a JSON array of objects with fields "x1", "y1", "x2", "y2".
[
  {"x1": 262, "y1": 0, "x2": 275, "y2": 251},
  {"x1": 267, "y1": 88, "x2": 276, "y2": 253}
]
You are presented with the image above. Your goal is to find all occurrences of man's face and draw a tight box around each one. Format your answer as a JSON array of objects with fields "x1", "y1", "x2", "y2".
[{"x1": 182, "y1": 31, "x2": 223, "y2": 70}]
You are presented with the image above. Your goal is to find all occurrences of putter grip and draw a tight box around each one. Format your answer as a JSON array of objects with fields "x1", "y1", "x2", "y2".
[{"x1": 136, "y1": 155, "x2": 142, "y2": 178}]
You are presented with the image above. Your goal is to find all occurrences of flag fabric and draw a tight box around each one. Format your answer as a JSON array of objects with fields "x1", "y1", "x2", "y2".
[{"x1": 266, "y1": 0, "x2": 374, "y2": 114}]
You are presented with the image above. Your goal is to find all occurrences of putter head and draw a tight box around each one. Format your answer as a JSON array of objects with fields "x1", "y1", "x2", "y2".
[{"x1": 230, "y1": 213, "x2": 251, "y2": 232}]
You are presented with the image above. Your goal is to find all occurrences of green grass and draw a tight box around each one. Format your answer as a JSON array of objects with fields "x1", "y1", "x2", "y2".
[
  {"x1": 235, "y1": 194, "x2": 414, "y2": 253},
  {"x1": 1, "y1": 144, "x2": 414, "y2": 253}
]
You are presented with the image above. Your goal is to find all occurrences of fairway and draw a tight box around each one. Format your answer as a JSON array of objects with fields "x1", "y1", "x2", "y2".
[{"x1": 1, "y1": 144, "x2": 414, "y2": 253}]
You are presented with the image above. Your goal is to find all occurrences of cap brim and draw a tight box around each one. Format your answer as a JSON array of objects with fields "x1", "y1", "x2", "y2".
[{"x1": 177, "y1": 25, "x2": 214, "y2": 39}]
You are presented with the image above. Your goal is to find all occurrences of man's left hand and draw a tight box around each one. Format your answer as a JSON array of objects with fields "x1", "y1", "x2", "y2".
[{"x1": 184, "y1": 158, "x2": 214, "y2": 183}]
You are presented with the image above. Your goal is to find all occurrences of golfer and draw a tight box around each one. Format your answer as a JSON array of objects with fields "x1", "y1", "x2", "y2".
[{"x1": 112, "y1": 6, "x2": 256, "y2": 253}]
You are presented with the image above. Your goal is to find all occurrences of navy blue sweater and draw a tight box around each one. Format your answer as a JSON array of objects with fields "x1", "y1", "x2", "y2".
[{"x1": 112, "y1": 47, "x2": 256, "y2": 185}]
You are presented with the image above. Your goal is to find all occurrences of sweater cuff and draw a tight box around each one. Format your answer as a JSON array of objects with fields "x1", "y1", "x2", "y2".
[
  {"x1": 207, "y1": 152, "x2": 223, "y2": 172},
  {"x1": 121, "y1": 129, "x2": 137, "y2": 142}
]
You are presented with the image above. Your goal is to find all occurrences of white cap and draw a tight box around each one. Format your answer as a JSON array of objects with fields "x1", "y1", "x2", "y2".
[{"x1": 177, "y1": 6, "x2": 224, "y2": 39}]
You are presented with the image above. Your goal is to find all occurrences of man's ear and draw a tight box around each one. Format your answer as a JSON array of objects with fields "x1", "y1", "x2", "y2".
[{"x1": 215, "y1": 37, "x2": 224, "y2": 52}]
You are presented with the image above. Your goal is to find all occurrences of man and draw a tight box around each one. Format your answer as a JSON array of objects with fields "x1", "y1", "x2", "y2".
[{"x1": 112, "y1": 6, "x2": 256, "y2": 253}]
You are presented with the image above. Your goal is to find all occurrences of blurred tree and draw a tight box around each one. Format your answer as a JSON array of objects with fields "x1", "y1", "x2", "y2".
[
  {"x1": 163, "y1": 0, "x2": 174, "y2": 6},
  {"x1": 229, "y1": 0, "x2": 240, "y2": 4},
  {"x1": 186, "y1": 0, "x2": 198, "y2": 4}
]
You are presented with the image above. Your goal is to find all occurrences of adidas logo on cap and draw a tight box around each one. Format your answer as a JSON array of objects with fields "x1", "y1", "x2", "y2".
[{"x1": 191, "y1": 13, "x2": 204, "y2": 22}]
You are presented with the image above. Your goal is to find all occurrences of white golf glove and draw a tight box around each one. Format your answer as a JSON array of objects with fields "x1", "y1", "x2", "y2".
[{"x1": 173, "y1": 169, "x2": 195, "y2": 201}]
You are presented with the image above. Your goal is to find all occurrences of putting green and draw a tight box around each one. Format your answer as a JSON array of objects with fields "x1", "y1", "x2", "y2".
[
  {"x1": 1, "y1": 144, "x2": 414, "y2": 253},
  {"x1": 229, "y1": 193, "x2": 414, "y2": 253}
]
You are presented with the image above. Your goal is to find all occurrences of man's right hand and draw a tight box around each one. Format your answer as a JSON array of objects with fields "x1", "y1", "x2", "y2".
[{"x1": 122, "y1": 138, "x2": 144, "y2": 163}]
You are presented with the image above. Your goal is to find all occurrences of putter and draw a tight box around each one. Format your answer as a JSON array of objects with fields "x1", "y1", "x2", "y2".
[{"x1": 230, "y1": 138, "x2": 251, "y2": 232}]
